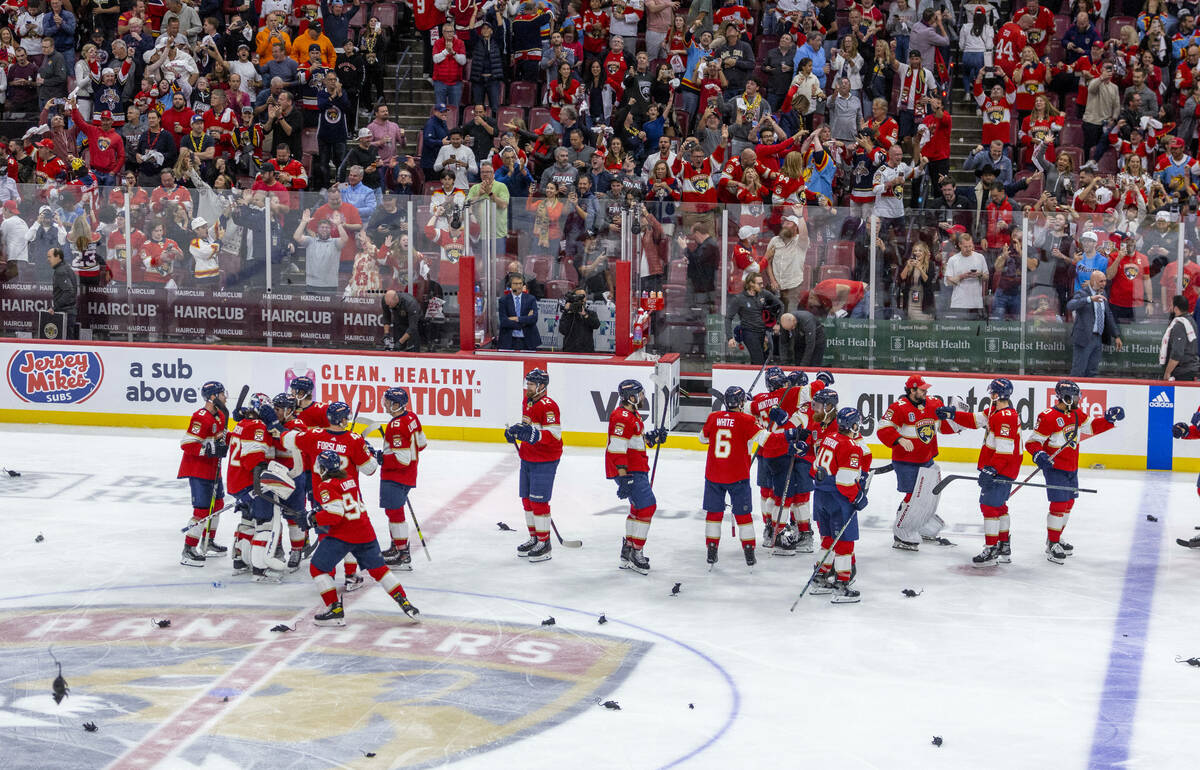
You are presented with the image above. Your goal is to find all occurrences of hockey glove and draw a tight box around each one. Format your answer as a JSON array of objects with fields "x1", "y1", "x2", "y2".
[
  {"x1": 615, "y1": 473, "x2": 635, "y2": 499},
  {"x1": 786, "y1": 370, "x2": 807, "y2": 387},
  {"x1": 1192, "y1": 411, "x2": 1200, "y2": 428},
  {"x1": 231, "y1": 406, "x2": 247, "y2": 421},
  {"x1": 935, "y1": 405, "x2": 956, "y2": 420},
  {"x1": 1105, "y1": 406, "x2": 1125, "y2": 423},
  {"x1": 645, "y1": 427, "x2": 668, "y2": 447},
  {"x1": 503, "y1": 425, "x2": 520, "y2": 444},
  {"x1": 383, "y1": 337, "x2": 395, "y2": 351},
  {"x1": 768, "y1": 406, "x2": 789, "y2": 426},
  {"x1": 213, "y1": 438, "x2": 228, "y2": 458},
  {"x1": 259, "y1": 405, "x2": 283, "y2": 435},
  {"x1": 511, "y1": 423, "x2": 540, "y2": 443},
  {"x1": 813, "y1": 467, "x2": 828, "y2": 482},
  {"x1": 979, "y1": 465, "x2": 997, "y2": 479},
  {"x1": 815, "y1": 370, "x2": 835, "y2": 386},
  {"x1": 200, "y1": 438, "x2": 218, "y2": 457},
  {"x1": 1033, "y1": 450, "x2": 1054, "y2": 472},
  {"x1": 852, "y1": 489, "x2": 869, "y2": 511},
  {"x1": 788, "y1": 440, "x2": 808, "y2": 458},
  {"x1": 1174, "y1": 422, "x2": 1191, "y2": 439},
  {"x1": 373, "y1": 447, "x2": 385, "y2": 463}
]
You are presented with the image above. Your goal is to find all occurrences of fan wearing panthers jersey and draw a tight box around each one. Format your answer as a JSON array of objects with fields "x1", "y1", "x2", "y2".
[
  {"x1": 607, "y1": 379, "x2": 668, "y2": 575},
  {"x1": 267, "y1": 393, "x2": 310, "y2": 572},
  {"x1": 945, "y1": 378, "x2": 1023, "y2": 568},
  {"x1": 700, "y1": 386, "x2": 771, "y2": 568},
  {"x1": 226, "y1": 393, "x2": 283, "y2": 581},
  {"x1": 178, "y1": 381, "x2": 229, "y2": 567},
  {"x1": 1171, "y1": 409, "x2": 1200, "y2": 549},
  {"x1": 293, "y1": 401, "x2": 379, "y2": 588},
  {"x1": 1026, "y1": 380, "x2": 1123, "y2": 563},
  {"x1": 308, "y1": 450, "x2": 420, "y2": 627},
  {"x1": 374, "y1": 387, "x2": 427, "y2": 571},
  {"x1": 876, "y1": 374, "x2": 960, "y2": 551},
  {"x1": 810, "y1": 406, "x2": 871, "y2": 603},
  {"x1": 504, "y1": 368, "x2": 563, "y2": 563}
]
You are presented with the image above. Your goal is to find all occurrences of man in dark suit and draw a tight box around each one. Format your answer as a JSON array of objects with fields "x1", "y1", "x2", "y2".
[
  {"x1": 1067, "y1": 269, "x2": 1123, "y2": 377},
  {"x1": 498, "y1": 274, "x2": 542, "y2": 351}
]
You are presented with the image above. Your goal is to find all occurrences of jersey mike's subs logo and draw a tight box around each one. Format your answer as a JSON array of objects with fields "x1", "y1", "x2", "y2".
[{"x1": 6, "y1": 349, "x2": 104, "y2": 404}]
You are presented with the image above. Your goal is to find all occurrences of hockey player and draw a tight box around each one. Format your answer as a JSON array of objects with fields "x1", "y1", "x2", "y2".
[
  {"x1": 810, "y1": 406, "x2": 872, "y2": 603},
  {"x1": 268, "y1": 393, "x2": 311, "y2": 572},
  {"x1": 606, "y1": 379, "x2": 668, "y2": 575},
  {"x1": 876, "y1": 374, "x2": 960, "y2": 551},
  {"x1": 226, "y1": 393, "x2": 286, "y2": 581},
  {"x1": 750, "y1": 367, "x2": 800, "y2": 551},
  {"x1": 810, "y1": 386, "x2": 840, "y2": 441},
  {"x1": 308, "y1": 449, "x2": 419, "y2": 627},
  {"x1": 178, "y1": 380, "x2": 229, "y2": 566},
  {"x1": 290, "y1": 375, "x2": 330, "y2": 428},
  {"x1": 504, "y1": 368, "x2": 563, "y2": 563},
  {"x1": 293, "y1": 401, "x2": 379, "y2": 588},
  {"x1": 375, "y1": 387, "x2": 427, "y2": 570},
  {"x1": 774, "y1": 369, "x2": 833, "y2": 554},
  {"x1": 1026, "y1": 380, "x2": 1123, "y2": 563},
  {"x1": 945, "y1": 378, "x2": 1023, "y2": 567},
  {"x1": 699, "y1": 386, "x2": 771, "y2": 568},
  {"x1": 1172, "y1": 409, "x2": 1200, "y2": 549}
]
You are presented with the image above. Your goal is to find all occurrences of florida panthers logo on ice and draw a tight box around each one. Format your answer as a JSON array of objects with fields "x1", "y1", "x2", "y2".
[
  {"x1": 6, "y1": 349, "x2": 104, "y2": 404},
  {"x1": 0, "y1": 605, "x2": 650, "y2": 768}
]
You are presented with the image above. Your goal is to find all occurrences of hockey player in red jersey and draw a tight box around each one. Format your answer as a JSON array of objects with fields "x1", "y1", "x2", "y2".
[
  {"x1": 750, "y1": 367, "x2": 801, "y2": 551},
  {"x1": 267, "y1": 393, "x2": 310, "y2": 572},
  {"x1": 225, "y1": 393, "x2": 284, "y2": 582},
  {"x1": 1172, "y1": 409, "x2": 1200, "y2": 549},
  {"x1": 1026, "y1": 380, "x2": 1123, "y2": 563},
  {"x1": 876, "y1": 374, "x2": 960, "y2": 551},
  {"x1": 700, "y1": 386, "x2": 771, "y2": 568},
  {"x1": 290, "y1": 375, "x2": 330, "y2": 428},
  {"x1": 178, "y1": 381, "x2": 229, "y2": 566},
  {"x1": 375, "y1": 387, "x2": 427, "y2": 570},
  {"x1": 946, "y1": 378, "x2": 1023, "y2": 567},
  {"x1": 307, "y1": 450, "x2": 419, "y2": 626},
  {"x1": 607, "y1": 379, "x2": 668, "y2": 575},
  {"x1": 293, "y1": 401, "x2": 378, "y2": 588},
  {"x1": 810, "y1": 406, "x2": 872, "y2": 603},
  {"x1": 504, "y1": 368, "x2": 563, "y2": 563}
]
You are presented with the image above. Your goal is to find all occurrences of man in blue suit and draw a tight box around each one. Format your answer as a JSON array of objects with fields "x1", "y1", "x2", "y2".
[
  {"x1": 1067, "y1": 269, "x2": 1123, "y2": 377},
  {"x1": 498, "y1": 274, "x2": 542, "y2": 351}
]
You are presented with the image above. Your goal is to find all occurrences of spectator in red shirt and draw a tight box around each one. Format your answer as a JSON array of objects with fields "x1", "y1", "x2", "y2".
[
  {"x1": 1105, "y1": 233, "x2": 1151, "y2": 322},
  {"x1": 918, "y1": 94, "x2": 952, "y2": 198},
  {"x1": 431, "y1": 20, "x2": 466, "y2": 112},
  {"x1": 70, "y1": 99, "x2": 125, "y2": 185}
]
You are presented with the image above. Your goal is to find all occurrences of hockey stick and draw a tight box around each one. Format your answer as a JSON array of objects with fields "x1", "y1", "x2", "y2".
[
  {"x1": 1008, "y1": 422, "x2": 1076, "y2": 500},
  {"x1": 932, "y1": 474, "x2": 1097, "y2": 495},
  {"x1": 790, "y1": 467, "x2": 877, "y2": 612},
  {"x1": 648, "y1": 388, "x2": 673, "y2": 487},
  {"x1": 504, "y1": 428, "x2": 583, "y2": 548},
  {"x1": 200, "y1": 389, "x2": 240, "y2": 555},
  {"x1": 407, "y1": 499, "x2": 432, "y2": 560}
]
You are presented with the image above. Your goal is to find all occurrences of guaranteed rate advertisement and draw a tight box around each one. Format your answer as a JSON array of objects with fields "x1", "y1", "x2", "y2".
[{"x1": 0, "y1": 342, "x2": 679, "y2": 440}]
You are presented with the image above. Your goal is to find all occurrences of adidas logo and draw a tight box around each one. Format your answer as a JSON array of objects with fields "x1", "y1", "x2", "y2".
[{"x1": 1150, "y1": 392, "x2": 1173, "y2": 407}]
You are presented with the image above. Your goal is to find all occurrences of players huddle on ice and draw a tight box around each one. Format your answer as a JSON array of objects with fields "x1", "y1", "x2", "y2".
[{"x1": 173, "y1": 366, "x2": 1134, "y2": 620}]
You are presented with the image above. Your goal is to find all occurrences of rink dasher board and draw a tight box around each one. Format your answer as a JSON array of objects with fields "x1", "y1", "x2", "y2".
[
  {"x1": 712, "y1": 364, "x2": 1199, "y2": 473},
  {"x1": 0, "y1": 339, "x2": 681, "y2": 448}
]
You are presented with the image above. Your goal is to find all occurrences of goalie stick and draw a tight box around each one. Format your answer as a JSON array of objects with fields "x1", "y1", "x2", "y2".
[
  {"x1": 790, "y1": 466, "x2": 879, "y2": 611},
  {"x1": 932, "y1": 474, "x2": 1097, "y2": 495}
]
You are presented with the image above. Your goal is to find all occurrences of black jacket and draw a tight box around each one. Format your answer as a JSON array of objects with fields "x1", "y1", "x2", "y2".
[
  {"x1": 560, "y1": 305, "x2": 600, "y2": 352},
  {"x1": 725, "y1": 289, "x2": 784, "y2": 338},
  {"x1": 471, "y1": 36, "x2": 505, "y2": 84},
  {"x1": 381, "y1": 292, "x2": 421, "y2": 341},
  {"x1": 52, "y1": 259, "x2": 78, "y2": 313}
]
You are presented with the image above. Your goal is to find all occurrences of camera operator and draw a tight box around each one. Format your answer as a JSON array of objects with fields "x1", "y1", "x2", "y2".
[
  {"x1": 381, "y1": 288, "x2": 421, "y2": 351},
  {"x1": 559, "y1": 286, "x2": 601, "y2": 353}
]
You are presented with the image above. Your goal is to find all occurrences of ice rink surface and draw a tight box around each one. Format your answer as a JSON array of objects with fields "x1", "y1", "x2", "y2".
[{"x1": 1, "y1": 424, "x2": 1199, "y2": 769}]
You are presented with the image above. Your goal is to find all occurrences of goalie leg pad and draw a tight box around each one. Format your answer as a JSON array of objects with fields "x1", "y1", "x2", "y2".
[
  {"x1": 250, "y1": 520, "x2": 272, "y2": 570},
  {"x1": 894, "y1": 463, "x2": 943, "y2": 542}
]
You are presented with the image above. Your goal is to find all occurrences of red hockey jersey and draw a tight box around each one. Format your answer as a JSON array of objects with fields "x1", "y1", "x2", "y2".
[
  {"x1": 1026, "y1": 407, "x2": 1115, "y2": 472},
  {"x1": 701, "y1": 410, "x2": 767, "y2": 484},
  {"x1": 876, "y1": 395, "x2": 957, "y2": 464},
  {"x1": 313, "y1": 474, "x2": 376, "y2": 543},
  {"x1": 382, "y1": 410, "x2": 427, "y2": 487},
  {"x1": 178, "y1": 406, "x2": 227, "y2": 480},
  {"x1": 519, "y1": 396, "x2": 564, "y2": 463},
  {"x1": 606, "y1": 406, "x2": 649, "y2": 477},
  {"x1": 953, "y1": 405, "x2": 1023, "y2": 479}
]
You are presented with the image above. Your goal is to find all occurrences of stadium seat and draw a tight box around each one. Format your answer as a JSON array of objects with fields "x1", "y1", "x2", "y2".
[
  {"x1": 545, "y1": 280, "x2": 571, "y2": 299},
  {"x1": 827, "y1": 240, "x2": 856, "y2": 269},
  {"x1": 372, "y1": 3, "x2": 397, "y2": 27},
  {"x1": 302, "y1": 128, "x2": 318, "y2": 157},
  {"x1": 1059, "y1": 121, "x2": 1083, "y2": 148},
  {"x1": 755, "y1": 36, "x2": 778, "y2": 59},
  {"x1": 1097, "y1": 152, "x2": 1117, "y2": 175},
  {"x1": 527, "y1": 255, "x2": 552, "y2": 283},
  {"x1": 529, "y1": 107, "x2": 554, "y2": 132},
  {"x1": 818, "y1": 264, "x2": 851, "y2": 283},
  {"x1": 668, "y1": 259, "x2": 689, "y2": 283},
  {"x1": 497, "y1": 106, "x2": 527, "y2": 130},
  {"x1": 508, "y1": 81, "x2": 538, "y2": 108},
  {"x1": 561, "y1": 261, "x2": 579, "y2": 283},
  {"x1": 1059, "y1": 146, "x2": 1084, "y2": 171},
  {"x1": 442, "y1": 105, "x2": 459, "y2": 127}
]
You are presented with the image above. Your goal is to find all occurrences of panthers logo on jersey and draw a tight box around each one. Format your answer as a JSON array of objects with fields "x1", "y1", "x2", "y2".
[
  {"x1": 445, "y1": 245, "x2": 463, "y2": 263},
  {"x1": 1063, "y1": 425, "x2": 1078, "y2": 448},
  {"x1": 1123, "y1": 263, "x2": 1139, "y2": 280},
  {"x1": 987, "y1": 107, "x2": 1007, "y2": 123},
  {"x1": 916, "y1": 422, "x2": 935, "y2": 444},
  {"x1": 690, "y1": 175, "x2": 711, "y2": 192}
]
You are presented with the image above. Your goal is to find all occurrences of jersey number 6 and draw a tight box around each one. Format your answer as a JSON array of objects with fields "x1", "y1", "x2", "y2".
[{"x1": 712, "y1": 428, "x2": 732, "y2": 458}]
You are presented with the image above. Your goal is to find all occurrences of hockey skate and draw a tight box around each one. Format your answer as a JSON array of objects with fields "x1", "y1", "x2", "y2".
[
  {"x1": 771, "y1": 525, "x2": 798, "y2": 556},
  {"x1": 1058, "y1": 540, "x2": 1074, "y2": 556},
  {"x1": 205, "y1": 541, "x2": 228, "y2": 557},
  {"x1": 762, "y1": 523, "x2": 776, "y2": 549},
  {"x1": 922, "y1": 535, "x2": 956, "y2": 546},
  {"x1": 1177, "y1": 535, "x2": 1200, "y2": 548},
  {"x1": 396, "y1": 595, "x2": 421, "y2": 620},
  {"x1": 972, "y1": 545, "x2": 999, "y2": 568},
  {"x1": 1046, "y1": 541, "x2": 1068, "y2": 564},
  {"x1": 231, "y1": 556, "x2": 249, "y2": 575},
  {"x1": 996, "y1": 541, "x2": 1012, "y2": 563},
  {"x1": 892, "y1": 536, "x2": 920, "y2": 551},
  {"x1": 619, "y1": 541, "x2": 633, "y2": 569},
  {"x1": 527, "y1": 539, "x2": 552, "y2": 563},
  {"x1": 623, "y1": 546, "x2": 650, "y2": 575},
  {"x1": 706, "y1": 543, "x2": 719, "y2": 567},
  {"x1": 516, "y1": 536, "x2": 539, "y2": 558},
  {"x1": 252, "y1": 567, "x2": 283, "y2": 583},
  {"x1": 383, "y1": 545, "x2": 413, "y2": 571},
  {"x1": 795, "y1": 528, "x2": 814, "y2": 553},
  {"x1": 286, "y1": 549, "x2": 303, "y2": 572},
  {"x1": 743, "y1": 542, "x2": 757, "y2": 567},
  {"x1": 831, "y1": 580, "x2": 861, "y2": 604},
  {"x1": 314, "y1": 600, "x2": 346, "y2": 627},
  {"x1": 344, "y1": 573, "x2": 366, "y2": 591},
  {"x1": 180, "y1": 545, "x2": 207, "y2": 567},
  {"x1": 809, "y1": 570, "x2": 836, "y2": 595}
]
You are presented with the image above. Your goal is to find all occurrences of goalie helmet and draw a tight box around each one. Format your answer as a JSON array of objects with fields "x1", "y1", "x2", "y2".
[
  {"x1": 326, "y1": 401, "x2": 352, "y2": 426},
  {"x1": 247, "y1": 392, "x2": 272, "y2": 421},
  {"x1": 764, "y1": 366, "x2": 787, "y2": 391},
  {"x1": 257, "y1": 460, "x2": 296, "y2": 503},
  {"x1": 1055, "y1": 379, "x2": 1080, "y2": 406}
]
